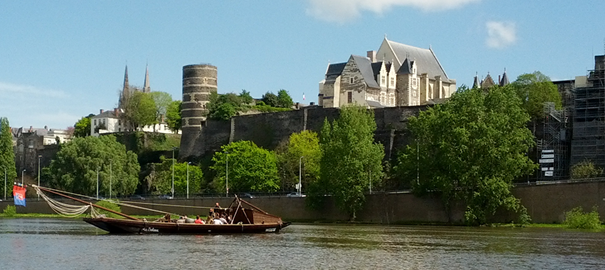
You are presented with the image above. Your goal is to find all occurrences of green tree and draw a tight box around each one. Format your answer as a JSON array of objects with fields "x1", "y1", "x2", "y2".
[
  {"x1": 211, "y1": 141, "x2": 279, "y2": 193},
  {"x1": 261, "y1": 92, "x2": 279, "y2": 107},
  {"x1": 239, "y1": 89, "x2": 254, "y2": 104},
  {"x1": 277, "y1": 89, "x2": 294, "y2": 108},
  {"x1": 123, "y1": 91, "x2": 157, "y2": 130},
  {"x1": 396, "y1": 86, "x2": 536, "y2": 225},
  {"x1": 207, "y1": 93, "x2": 243, "y2": 120},
  {"x1": 511, "y1": 71, "x2": 562, "y2": 119},
  {"x1": 311, "y1": 105, "x2": 384, "y2": 220},
  {"x1": 44, "y1": 135, "x2": 140, "y2": 196},
  {"x1": 276, "y1": 130, "x2": 321, "y2": 193},
  {"x1": 73, "y1": 114, "x2": 94, "y2": 137},
  {"x1": 571, "y1": 160, "x2": 603, "y2": 179},
  {"x1": 166, "y1": 100, "x2": 182, "y2": 133},
  {"x1": 146, "y1": 158, "x2": 203, "y2": 196},
  {"x1": 0, "y1": 117, "x2": 17, "y2": 197},
  {"x1": 150, "y1": 91, "x2": 173, "y2": 130}
]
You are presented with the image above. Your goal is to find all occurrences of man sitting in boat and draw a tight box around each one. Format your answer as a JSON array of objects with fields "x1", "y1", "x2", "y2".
[{"x1": 194, "y1": 215, "x2": 205, "y2": 224}]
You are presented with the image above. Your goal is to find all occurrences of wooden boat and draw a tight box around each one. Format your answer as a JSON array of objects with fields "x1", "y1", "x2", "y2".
[{"x1": 34, "y1": 185, "x2": 290, "y2": 234}]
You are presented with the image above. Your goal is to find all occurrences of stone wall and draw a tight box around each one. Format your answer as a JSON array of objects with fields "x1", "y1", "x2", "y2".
[
  {"x1": 5, "y1": 181, "x2": 605, "y2": 224},
  {"x1": 181, "y1": 105, "x2": 428, "y2": 160}
]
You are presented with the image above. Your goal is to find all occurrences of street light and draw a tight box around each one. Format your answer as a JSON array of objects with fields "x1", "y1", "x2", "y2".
[
  {"x1": 96, "y1": 167, "x2": 99, "y2": 200},
  {"x1": 4, "y1": 168, "x2": 6, "y2": 201},
  {"x1": 109, "y1": 161, "x2": 112, "y2": 199},
  {"x1": 186, "y1": 162, "x2": 190, "y2": 199},
  {"x1": 172, "y1": 148, "x2": 176, "y2": 199},
  {"x1": 38, "y1": 155, "x2": 42, "y2": 200},
  {"x1": 21, "y1": 169, "x2": 25, "y2": 186},
  {"x1": 298, "y1": 156, "x2": 304, "y2": 196},
  {"x1": 225, "y1": 151, "x2": 229, "y2": 198}
]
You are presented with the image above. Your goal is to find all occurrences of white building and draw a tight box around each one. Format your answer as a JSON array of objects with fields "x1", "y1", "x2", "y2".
[
  {"x1": 91, "y1": 108, "x2": 178, "y2": 136},
  {"x1": 319, "y1": 37, "x2": 456, "y2": 108}
]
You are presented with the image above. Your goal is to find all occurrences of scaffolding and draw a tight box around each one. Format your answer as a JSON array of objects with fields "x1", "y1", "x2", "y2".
[
  {"x1": 571, "y1": 55, "x2": 605, "y2": 170},
  {"x1": 537, "y1": 102, "x2": 570, "y2": 180}
]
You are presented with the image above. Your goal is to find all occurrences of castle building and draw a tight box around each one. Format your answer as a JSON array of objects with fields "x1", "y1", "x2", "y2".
[
  {"x1": 318, "y1": 37, "x2": 456, "y2": 108},
  {"x1": 472, "y1": 70, "x2": 510, "y2": 89}
]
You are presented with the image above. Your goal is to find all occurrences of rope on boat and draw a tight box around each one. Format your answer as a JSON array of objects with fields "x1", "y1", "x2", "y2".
[{"x1": 34, "y1": 186, "x2": 92, "y2": 217}]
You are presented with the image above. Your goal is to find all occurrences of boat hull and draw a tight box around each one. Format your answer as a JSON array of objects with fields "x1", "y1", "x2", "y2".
[{"x1": 83, "y1": 217, "x2": 290, "y2": 234}]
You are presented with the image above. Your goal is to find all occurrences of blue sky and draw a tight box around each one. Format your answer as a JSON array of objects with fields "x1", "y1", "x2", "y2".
[{"x1": 1, "y1": 0, "x2": 604, "y2": 129}]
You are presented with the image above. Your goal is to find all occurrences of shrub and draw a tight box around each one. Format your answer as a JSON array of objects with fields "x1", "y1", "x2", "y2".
[
  {"x1": 95, "y1": 200, "x2": 122, "y2": 219},
  {"x1": 571, "y1": 160, "x2": 603, "y2": 179},
  {"x1": 2, "y1": 205, "x2": 17, "y2": 217},
  {"x1": 563, "y1": 207, "x2": 601, "y2": 229}
]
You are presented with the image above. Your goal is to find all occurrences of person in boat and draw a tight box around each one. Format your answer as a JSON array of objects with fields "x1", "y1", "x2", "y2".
[
  {"x1": 194, "y1": 215, "x2": 205, "y2": 224},
  {"x1": 219, "y1": 213, "x2": 228, "y2": 224},
  {"x1": 157, "y1": 213, "x2": 171, "y2": 222}
]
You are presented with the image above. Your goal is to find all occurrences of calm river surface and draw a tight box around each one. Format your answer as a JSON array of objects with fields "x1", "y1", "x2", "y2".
[{"x1": 1, "y1": 218, "x2": 604, "y2": 269}]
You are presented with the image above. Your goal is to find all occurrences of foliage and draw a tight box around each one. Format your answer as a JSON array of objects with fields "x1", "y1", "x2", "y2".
[
  {"x1": 166, "y1": 100, "x2": 182, "y2": 133},
  {"x1": 96, "y1": 200, "x2": 122, "y2": 219},
  {"x1": 207, "y1": 93, "x2": 244, "y2": 120},
  {"x1": 276, "y1": 130, "x2": 321, "y2": 192},
  {"x1": 211, "y1": 141, "x2": 279, "y2": 193},
  {"x1": 252, "y1": 104, "x2": 291, "y2": 113},
  {"x1": 146, "y1": 158, "x2": 204, "y2": 196},
  {"x1": 511, "y1": 71, "x2": 562, "y2": 119},
  {"x1": 261, "y1": 92, "x2": 279, "y2": 107},
  {"x1": 0, "y1": 117, "x2": 17, "y2": 198},
  {"x1": 73, "y1": 114, "x2": 94, "y2": 137},
  {"x1": 564, "y1": 207, "x2": 601, "y2": 230},
  {"x1": 150, "y1": 91, "x2": 173, "y2": 127},
  {"x1": 571, "y1": 160, "x2": 603, "y2": 179},
  {"x1": 311, "y1": 105, "x2": 384, "y2": 220},
  {"x1": 2, "y1": 205, "x2": 17, "y2": 217},
  {"x1": 44, "y1": 135, "x2": 140, "y2": 197},
  {"x1": 395, "y1": 86, "x2": 537, "y2": 225},
  {"x1": 239, "y1": 89, "x2": 254, "y2": 104},
  {"x1": 276, "y1": 89, "x2": 294, "y2": 108},
  {"x1": 123, "y1": 91, "x2": 157, "y2": 130}
]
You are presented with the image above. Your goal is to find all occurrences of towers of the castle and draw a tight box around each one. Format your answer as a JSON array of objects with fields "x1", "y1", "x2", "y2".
[{"x1": 179, "y1": 64, "x2": 217, "y2": 158}]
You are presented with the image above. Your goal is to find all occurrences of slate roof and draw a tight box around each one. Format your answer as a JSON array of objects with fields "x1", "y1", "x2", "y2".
[
  {"x1": 385, "y1": 39, "x2": 449, "y2": 80},
  {"x1": 92, "y1": 110, "x2": 119, "y2": 119},
  {"x1": 398, "y1": 58, "x2": 414, "y2": 75},
  {"x1": 366, "y1": 100, "x2": 385, "y2": 108},
  {"x1": 326, "y1": 62, "x2": 346, "y2": 76},
  {"x1": 500, "y1": 71, "x2": 510, "y2": 86},
  {"x1": 371, "y1": 62, "x2": 382, "y2": 80},
  {"x1": 351, "y1": 55, "x2": 380, "y2": 88}
]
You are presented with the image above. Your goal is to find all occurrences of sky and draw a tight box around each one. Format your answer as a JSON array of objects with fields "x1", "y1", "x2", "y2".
[{"x1": 1, "y1": 0, "x2": 605, "y2": 129}]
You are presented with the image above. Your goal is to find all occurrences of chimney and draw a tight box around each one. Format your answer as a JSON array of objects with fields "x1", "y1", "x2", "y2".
[
  {"x1": 44, "y1": 125, "x2": 47, "y2": 130},
  {"x1": 29, "y1": 126, "x2": 33, "y2": 132},
  {"x1": 498, "y1": 75, "x2": 501, "y2": 84},
  {"x1": 100, "y1": 109, "x2": 104, "y2": 114},
  {"x1": 367, "y1": 51, "x2": 377, "y2": 62}
]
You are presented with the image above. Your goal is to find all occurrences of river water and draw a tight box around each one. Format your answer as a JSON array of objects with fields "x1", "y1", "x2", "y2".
[{"x1": 0, "y1": 218, "x2": 604, "y2": 269}]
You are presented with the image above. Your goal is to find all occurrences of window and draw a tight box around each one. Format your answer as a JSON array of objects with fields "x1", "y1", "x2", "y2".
[
  {"x1": 348, "y1": 92, "x2": 353, "y2": 103},
  {"x1": 390, "y1": 77, "x2": 395, "y2": 86},
  {"x1": 350, "y1": 77, "x2": 354, "y2": 84},
  {"x1": 381, "y1": 76, "x2": 386, "y2": 85},
  {"x1": 93, "y1": 119, "x2": 97, "y2": 125},
  {"x1": 413, "y1": 90, "x2": 417, "y2": 97}
]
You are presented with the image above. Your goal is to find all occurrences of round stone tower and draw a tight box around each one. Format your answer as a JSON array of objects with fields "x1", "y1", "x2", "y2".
[
  {"x1": 180, "y1": 64, "x2": 217, "y2": 158},
  {"x1": 181, "y1": 64, "x2": 217, "y2": 128}
]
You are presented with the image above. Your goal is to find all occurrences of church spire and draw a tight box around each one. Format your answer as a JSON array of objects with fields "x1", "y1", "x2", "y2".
[
  {"x1": 119, "y1": 65, "x2": 130, "y2": 109},
  {"x1": 123, "y1": 65, "x2": 129, "y2": 91},
  {"x1": 143, "y1": 64, "x2": 150, "y2": 93}
]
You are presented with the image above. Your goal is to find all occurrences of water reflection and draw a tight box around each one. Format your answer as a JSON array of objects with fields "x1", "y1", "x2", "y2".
[{"x1": 0, "y1": 219, "x2": 604, "y2": 269}]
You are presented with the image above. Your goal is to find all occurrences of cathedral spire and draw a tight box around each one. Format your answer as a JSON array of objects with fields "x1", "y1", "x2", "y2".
[
  {"x1": 123, "y1": 65, "x2": 129, "y2": 91},
  {"x1": 143, "y1": 64, "x2": 150, "y2": 93},
  {"x1": 119, "y1": 65, "x2": 130, "y2": 109}
]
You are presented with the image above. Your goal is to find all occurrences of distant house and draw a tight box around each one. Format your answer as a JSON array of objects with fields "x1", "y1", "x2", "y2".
[
  {"x1": 90, "y1": 108, "x2": 178, "y2": 136},
  {"x1": 14, "y1": 126, "x2": 70, "y2": 177},
  {"x1": 319, "y1": 37, "x2": 456, "y2": 108}
]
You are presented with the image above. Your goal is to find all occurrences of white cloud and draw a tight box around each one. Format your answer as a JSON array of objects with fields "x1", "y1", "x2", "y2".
[
  {"x1": 306, "y1": 0, "x2": 480, "y2": 23},
  {"x1": 485, "y1": 21, "x2": 517, "y2": 49},
  {"x1": 0, "y1": 82, "x2": 68, "y2": 98}
]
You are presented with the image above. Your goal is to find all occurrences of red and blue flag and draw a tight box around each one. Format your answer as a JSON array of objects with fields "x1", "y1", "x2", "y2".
[{"x1": 13, "y1": 185, "x2": 26, "y2": 206}]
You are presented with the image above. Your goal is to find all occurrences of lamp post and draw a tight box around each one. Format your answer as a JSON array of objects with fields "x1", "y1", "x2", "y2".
[
  {"x1": 38, "y1": 155, "x2": 41, "y2": 200},
  {"x1": 225, "y1": 151, "x2": 229, "y2": 198},
  {"x1": 96, "y1": 167, "x2": 99, "y2": 200},
  {"x1": 21, "y1": 169, "x2": 25, "y2": 186},
  {"x1": 298, "y1": 156, "x2": 304, "y2": 196},
  {"x1": 171, "y1": 148, "x2": 176, "y2": 199},
  {"x1": 109, "y1": 161, "x2": 112, "y2": 199},
  {"x1": 4, "y1": 168, "x2": 6, "y2": 201},
  {"x1": 186, "y1": 162, "x2": 190, "y2": 199}
]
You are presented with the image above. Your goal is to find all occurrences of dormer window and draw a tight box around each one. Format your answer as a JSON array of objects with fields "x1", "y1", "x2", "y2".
[{"x1": 381, "y1": 76, "x2": 386, "y2": 85}]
